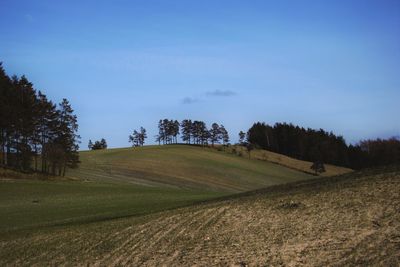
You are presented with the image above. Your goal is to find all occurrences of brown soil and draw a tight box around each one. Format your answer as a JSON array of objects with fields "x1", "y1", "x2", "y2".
[{"x1": 1, "y1": 167, "x2": 399, "y2": 266}]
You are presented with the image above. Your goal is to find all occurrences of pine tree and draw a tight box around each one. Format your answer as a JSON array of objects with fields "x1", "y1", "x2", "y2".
[
  {"x1": 56, "y1": 98, "x2": 80, "y2": 176},
  {"x1": 209, "y1": 123, "x2": 220, "y2": 146},
  {"x1": 139, "y1": 127, "x2": 147, "y2": 146},
  {"x1": 238, "y1": 131, "x2": 246, "y2": 145},
  {"x1": 220, "y1": 125, "x2": 229, "y2": 146},
  {"x1": 181, "y1": 119, "x2": 192, "y2": 144},
  {"x1": 0, "y1": 62, "x2": 12, "y2": 166},
  {"x1": 173, "y1": 120, "x2": 180, "y2": 143},
  {"x1": 129, "y1": 130, "x2": 140, "y2": 147},
  {"x1": 88, "y1": 140, "x2": 93, "y2": 150}
]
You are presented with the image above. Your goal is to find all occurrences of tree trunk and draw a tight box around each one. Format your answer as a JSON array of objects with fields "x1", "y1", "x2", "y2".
[
  {"x1": 34, "y1": 144, "x2": 38, "y2": 172},
  {"x1": 6, "y1": 139, "x2": 10, "y2": 167},
  {"x1": 52, "y1": 163, "x2": 56, "y2": 176},
  {"x1": 0, "y1": 129, "x2": 3, "y2": 166}
]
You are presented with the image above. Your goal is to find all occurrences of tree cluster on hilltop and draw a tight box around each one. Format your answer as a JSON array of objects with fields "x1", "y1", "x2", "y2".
[
  {"x1": 246, "y1": 122, "x2": 400, "y2": 170},
  {"x1": 129, "y1": 127, "x2": 147, "y2": 147},
  {"x1": 157, "y1": 119, "x2": 229, "y2": 146},
  {"x1": 156, "y1": 119, "x2": 180, "y2": 145},
  {"x1": 0, "y1": 63, "x2": 80, "y2": 175},
  {"x1": 88, "y1": 138, "x2": 107, "y2": 150}
]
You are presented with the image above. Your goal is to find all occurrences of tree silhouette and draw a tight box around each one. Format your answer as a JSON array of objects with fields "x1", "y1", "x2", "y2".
[
  {"x1": 129, "y1": 127, "x2": 147, "y2": 147},
  {"x1": 238, "y1": 131, "x2": 246, "y2": 145},
  {"x1": 209, "y1": 123, "x2": 220, "y2": 146},
  {"x1": 311, "y1": 161, "x2": 326, "y2": 175},
  {"x1": 220, "y1": 125, "x2": 229, "y2": 146},
  {"x1": 181, "y1": 119, "x2": 192, "y2": 144},
  {"x1": 0, "y1": 63, "x2": 80, "y2": 175},
  {"x1": 90, "y1": 139, "x2": 107, "y2": 150},
  {"x1": 88, "y1": 140, "x2": 93, "y2": 150}
]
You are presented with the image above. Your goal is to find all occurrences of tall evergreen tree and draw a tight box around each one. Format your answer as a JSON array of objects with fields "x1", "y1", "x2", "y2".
[
  {"x1": 129, "y1": 130, "x2": 140, "y2": 147},
  {"x1": 55, "y1": 99, "x2": 80, "y2": 176},
  {"x1": 139, "y1": 127, "x2": 147, "y2": 146},
  {"x1": 0, "y1": 62, "x2": 12, "y2": 166},
  {"x1": 220, "y1": 125, "x2": 229, "y2": 146},
  {"x1": 172, "y1": 120, "x2": 180, "y2": 143},
  {"x1": 181, "y1": 119, "x2": 192, "y2": 144},
  {"x1": 209, "y1": 123, "x2": 220, "y2": 146},
  {"x1": 88, "y1": 140, "x2": 93, "y2": 150},
  {"x1": 238, "y1": 131, "x2": 246, "y2": 145}
]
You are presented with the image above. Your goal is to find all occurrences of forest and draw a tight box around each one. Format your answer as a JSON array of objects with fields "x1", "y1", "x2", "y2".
[
  {"x1": 246, "y1": 122, "x2": 400, "y2": 169},
  {"x1": 0, "y1": 63, "x2": 80, "y2": 175}
]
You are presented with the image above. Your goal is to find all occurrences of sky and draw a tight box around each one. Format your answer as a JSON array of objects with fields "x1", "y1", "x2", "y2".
[{"x1": 0, "y1": 0, "x2": 399, "y2": 148}]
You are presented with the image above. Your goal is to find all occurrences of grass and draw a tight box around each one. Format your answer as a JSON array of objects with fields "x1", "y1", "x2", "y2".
[
  {"x1": 0, "y1": 145, "x2": 315, "y2": 233},
  {"x1": 224, "y1": 145, "x2": 353, "y2": 176},
  {"x1": 67, "y1": 145, "x2": 314, "y2": 192},
  {"x1": 0, "y1": 144, "x2": 331, "y2": 265},
  {"x1": 0, "y1": 179, "x2": 225, "y2": 233}
]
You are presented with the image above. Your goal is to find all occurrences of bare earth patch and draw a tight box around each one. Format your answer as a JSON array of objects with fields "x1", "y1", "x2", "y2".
[{"x1": 0, "y1": 168, "x2": 399, "y2": 266}]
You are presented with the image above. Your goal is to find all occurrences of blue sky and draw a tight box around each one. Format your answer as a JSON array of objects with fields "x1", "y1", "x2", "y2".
[{"x1": 1, "y1": 0, "x2": 399, "y2": 148}]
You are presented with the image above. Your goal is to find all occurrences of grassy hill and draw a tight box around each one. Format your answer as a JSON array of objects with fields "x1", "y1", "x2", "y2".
[
  {"x1": 1, "y1": 167, "x2": 398, "y2": 266},
  {"x1": 224, "y1": 145, "x2": 353, "y2": 177},
  {"x1": 0, "y1": 145, "x2": 360, "y2": 265},
  {"x1": 66, "y1": 145, "x2": 314, "y2": 192},
  {"x1": 0, "y1": 178, "x2": 224, "y2": 232},
  {"x1": 0, "y1": 145, "x2": 314, "y2": 232}
]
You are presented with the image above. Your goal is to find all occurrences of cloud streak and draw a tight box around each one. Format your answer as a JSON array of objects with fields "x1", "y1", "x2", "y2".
[
  {"x1": 206, "y1": 89, "x2": 236, "y2": 97},
  {"x1": 182, "y1": 97, "x2": 199, "y2": 104},
  {"x1": 182, "y1": 90, "x2": 237, "y2": 104}
]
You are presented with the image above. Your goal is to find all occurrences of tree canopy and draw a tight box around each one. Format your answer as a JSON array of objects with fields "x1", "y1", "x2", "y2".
[
  {"x1": 246, "y1": 122, "x2": 400, "y2": 169},
  {"x1": 0, "y1": 62, "x2": 80, "y2": 175}
]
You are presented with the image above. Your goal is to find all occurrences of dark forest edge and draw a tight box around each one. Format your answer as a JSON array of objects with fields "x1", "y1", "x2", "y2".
[
  {"x1": 247, "y1": 122, "x2": 400, "y2": 170},
  {"x1": 0, "y1": 63, "x2": 80, "y2": 176}
]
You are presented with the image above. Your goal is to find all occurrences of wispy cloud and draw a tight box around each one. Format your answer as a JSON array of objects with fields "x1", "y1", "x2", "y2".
[
  {"x1": 182, "y1": 90, "x2": 236, "y2": 104},
  {"x1": 182, "y1": 97, "x2": 199, "y2": 104},
  {"x1": 206, "y1": 89, "x2": 236, "y2": 97}
]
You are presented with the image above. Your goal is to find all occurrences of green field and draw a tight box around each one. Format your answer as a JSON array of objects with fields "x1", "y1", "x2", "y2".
[
  {"x1": 67, "y1": 145, "x2": 313, "y2": 192},
  {"x1": 0, "y1": 180, "x2": 224, "y2": 233},
  {"x1": 0, "y1": 145, "x2": 313, "y2": 234}
]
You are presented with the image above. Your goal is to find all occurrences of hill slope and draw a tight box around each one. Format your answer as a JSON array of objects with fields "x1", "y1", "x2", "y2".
[
  {"x1": 0, "y1": 145, "x2": 314, "y2": 232},
  {"x1": 0, "y1": 177, "x2": 224, "y2": 232},
  {"x1": 67, "y1": 145, "x2": 314, "y2": 192},
  {"x1": 1, "y1": 167, "x2": 398, "y2": 266},
  {"x1": 225, "y1": 145, "x2": 353, "y2": 177}
]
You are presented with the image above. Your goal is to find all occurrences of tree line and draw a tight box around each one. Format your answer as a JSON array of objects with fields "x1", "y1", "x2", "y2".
[
  {"x1": 88, "y1": 138, "x2": 107, "y2": 150},
  {"x1": 0, "y1": 63, "x2": 80, "y2": 175},
  {"x1": 88, "y1": 119, "x2": 230, "y2": 149},
  {"x1": 347, "y1": 138, "x2": 400, "y2": 169},
  {"x1": 157, "y1": 119, "x2": 229, "y2": 146},
  {"x1": 246, "y1": 122, "x2": 400, "y2": 169}
]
